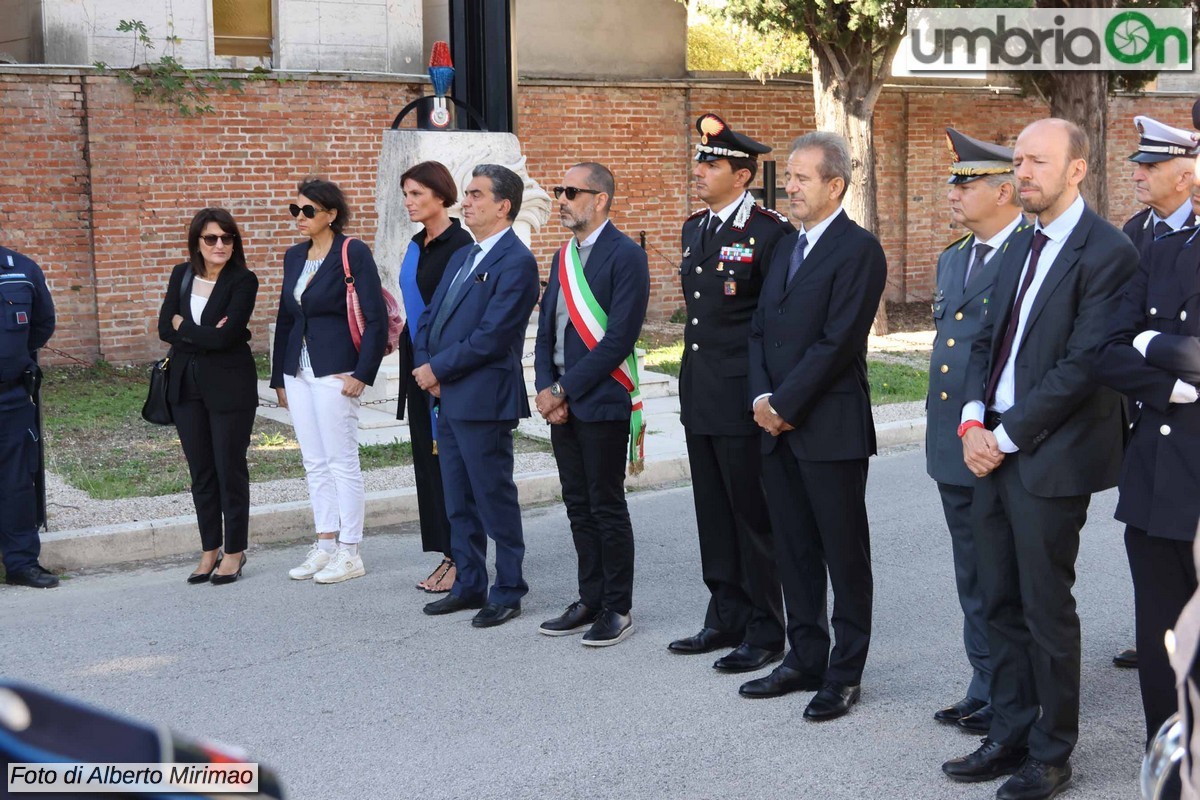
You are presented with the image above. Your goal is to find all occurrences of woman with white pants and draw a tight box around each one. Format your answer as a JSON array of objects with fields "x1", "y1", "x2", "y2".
[{"x1": 271, "y1": 177, "x2": 387, "y2": 583}]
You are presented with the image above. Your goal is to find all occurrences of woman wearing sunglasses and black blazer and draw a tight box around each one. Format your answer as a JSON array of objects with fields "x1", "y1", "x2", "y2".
[
  {"x1": 271, "y1": 177, "x2": 387, "y2": 585},
  {"x1": 158, "y1": 207, "x2": 259, "y2": 585}
]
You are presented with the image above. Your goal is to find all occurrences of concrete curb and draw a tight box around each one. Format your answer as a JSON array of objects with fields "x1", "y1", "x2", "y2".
[{"x1": 39, "y1": 418, "x2": 923, "y2": 571}]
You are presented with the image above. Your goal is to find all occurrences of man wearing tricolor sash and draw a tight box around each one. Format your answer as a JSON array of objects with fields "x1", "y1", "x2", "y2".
[{"x1": 534, "y1": 163, "x2": 650, "y2": 647}]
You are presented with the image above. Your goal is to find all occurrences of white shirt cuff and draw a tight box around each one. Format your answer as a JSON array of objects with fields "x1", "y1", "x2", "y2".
[
  {"x1": 994, "y1": 424, "x2": 1019, "y2": 453},
  {"x1": 753, "y1": 392, "x2": 773, "y2": 411},
  {"x1": 1133, "y1": 330, "x2": 1160, "y2": 357},
  {"x1": 1171, "y1": 379, "x2": 1199, "y2": 404},
  {"x1": 960, "y1": 400, "x2": 985, "y2": 426}
]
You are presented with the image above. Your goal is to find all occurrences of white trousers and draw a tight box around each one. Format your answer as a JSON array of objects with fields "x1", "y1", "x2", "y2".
[{"x1": 284, "y1": 368, "x2": 365, "y2": 543}]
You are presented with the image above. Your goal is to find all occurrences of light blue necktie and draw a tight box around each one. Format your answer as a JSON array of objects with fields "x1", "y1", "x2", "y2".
[
  {"x1": 430, "y1": 244, "x2": 482, "y2": 346},
  {"x1": 786, "y1": 233, "x2": 809, "y2": 285}
]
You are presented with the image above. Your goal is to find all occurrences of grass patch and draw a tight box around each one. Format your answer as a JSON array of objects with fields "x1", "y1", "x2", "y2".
[
  {"x1": 40, "y1": 363, "x2": 482, "y2": 500},
  {"x1": 868, "y1": 359, "x2": 928, "y2": 404},
  {"x1": 640, "y1": 339, "x2": 684, "y2": 378}
]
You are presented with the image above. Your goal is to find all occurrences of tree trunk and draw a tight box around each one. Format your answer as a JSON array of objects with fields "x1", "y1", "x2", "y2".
[
  {"x1": 810, "y1": 47, "x2": 890, "y2": 334},
  {"x1": 1047, "y1": 72, "x2": 1109, "y2": 217}
]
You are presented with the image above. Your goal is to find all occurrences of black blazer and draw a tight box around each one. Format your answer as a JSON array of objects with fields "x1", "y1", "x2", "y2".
[
  {"x1": 534, "y1": 222, "x2": 650, "y2": 423},
  {"x1": 270, "y1": 234, "x2": 387, "y2": 388},
  {"x1": 749, "y1": 210, "x2": 888, "y2": 460},
  {"x1": 964, "y1": 205, "x2": 1139, "y2": 498},
  {"x1": 157, "y1": 261, "x2": 259, "y2": 412},
  {"x1": 1096, "y1": 226, "x2": 1200, "y2": 540}
]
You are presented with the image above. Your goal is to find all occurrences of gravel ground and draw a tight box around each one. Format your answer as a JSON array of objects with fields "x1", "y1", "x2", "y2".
[{"x1": 44, "y1": 452, "x2": 559, "y2": 532}]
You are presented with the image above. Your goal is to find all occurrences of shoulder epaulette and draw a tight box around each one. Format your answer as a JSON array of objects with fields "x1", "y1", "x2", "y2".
[
  {"x1": 943, "y1": 232, "x2": 973, "y2": 252},
  {"x1": 752, "y1": 205, "x2": 790, "y2": 225},
  {"x1": 1125, "y1": 207, "x2": 1152, "y2": 229},
  {"x1": 686, "y1": 208, "x2": 708, "y2": 222}
]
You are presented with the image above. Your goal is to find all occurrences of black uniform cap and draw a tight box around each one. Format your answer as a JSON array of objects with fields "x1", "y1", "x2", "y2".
[
  {"x1": 694, "y1": 114, "x2": 771, "y2": 162},
  {"x1": 946, "y1": 128, "x2": 1014, "y2": 185}
]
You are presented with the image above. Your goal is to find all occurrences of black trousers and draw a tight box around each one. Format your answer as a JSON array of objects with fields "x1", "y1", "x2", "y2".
[
  {"x1": 761, "y1": 447, "x2": 872, "y2": 684},
  {"x1": 172, "y1": 399, "x2": 255, "y2": 554},
  {"x1": 1127, "y1": 526, "x2": 1198, "y2": 745},
  {"x1": 0, "y1": 389, "x2": 40, "y2": 572},
  {"x1": 972, "y1": 455, "x2": 1089, "y2": 766},
  {"x1": 684, "y1": 431, "x2": 784, "y2": 649},
  {"x1": 551, "y1": 416, "x2": 634, "y2": 614},
  {"x1": 405, "y1": 370, "x2": 451, "y2": 556}
]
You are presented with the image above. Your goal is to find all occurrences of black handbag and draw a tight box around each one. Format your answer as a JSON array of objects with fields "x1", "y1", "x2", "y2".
[{"x1": 141, "y1": 356, "x2": 173, "y2": 425}]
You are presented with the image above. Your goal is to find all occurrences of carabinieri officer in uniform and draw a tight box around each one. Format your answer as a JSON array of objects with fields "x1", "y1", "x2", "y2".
[
  {"x1": 0, "y1": 243, "x2": 57, "y2": 588},
  {"x1": 669, "y1": 113, "x2": 795, "y2": 676}
]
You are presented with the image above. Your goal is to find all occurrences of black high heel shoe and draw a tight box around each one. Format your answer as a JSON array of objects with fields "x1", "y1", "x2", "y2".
[
  {"x1": 186, "y1": 552, "x2": 223, "y2": 585},
  {"x1": 210, "y1": 553, "x2": 245, "y2": 586}
]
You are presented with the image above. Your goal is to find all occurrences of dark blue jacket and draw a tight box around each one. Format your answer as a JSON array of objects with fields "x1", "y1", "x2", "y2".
[
  {"x1": 0, "y1": 246, "x2": 55, "y2": 384},
  {"x1": 534, "y1": 222, "x2": 650, "y2": 422},
  {"x1": 414, "y1": 227, "x2": 538, "y2": 421},
  {"x1": 270, "y1": 234, "x2": 387, "y2": 387}
]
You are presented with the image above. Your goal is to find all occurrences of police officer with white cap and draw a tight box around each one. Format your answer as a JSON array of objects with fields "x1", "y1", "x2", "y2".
[
  {"x1": 0, "y1": 242, "x2": 56, "y2": 588},
  {"x1": 928, "y1": 127, "x2": 1029, "y2": 735},
  {"x1": 1124, "y1": 115, "x2": 1199, "y2": 263},
  {"x1": 1096, "y1": 99, "x2": 1200, "y2": 750}
]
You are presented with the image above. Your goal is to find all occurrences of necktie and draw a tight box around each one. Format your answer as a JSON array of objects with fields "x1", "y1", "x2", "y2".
[
  {"x1": 985, "y1": 230, "x2": 1049, "y2": 406},
  {"x1": 786, "y1": 233, "x2": 809, "y2": 285},
  {"x1": 701, "y1": 214, "x2": 722, "y2": 249},
  {"x1": 963, "y1": 242, "x2": 992, "y2": 289},
  {"x1": 430, "y1": 244, "x2": 482, "y2": 345},
  {"x1": 1154, "y1": 219, "x2": 1171, "y2": 239}
]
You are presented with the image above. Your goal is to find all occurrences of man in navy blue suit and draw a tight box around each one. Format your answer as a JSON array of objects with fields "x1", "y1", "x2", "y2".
[
  {"x1": 414, "y1": 164, "x2": 540, "y2": 628},
  {"x1": 533, "y1": 163, "x2": 650, "y2": 647}
]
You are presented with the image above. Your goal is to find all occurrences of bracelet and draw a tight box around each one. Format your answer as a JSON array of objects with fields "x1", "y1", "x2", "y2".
[{"x1": 957, "y1": 419, "x2": 985, "y2": 438}]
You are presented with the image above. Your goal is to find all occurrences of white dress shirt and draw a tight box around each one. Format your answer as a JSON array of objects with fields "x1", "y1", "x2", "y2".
[{"x1": 961, "y1": 195, "x2": 1085, "y2": 452}]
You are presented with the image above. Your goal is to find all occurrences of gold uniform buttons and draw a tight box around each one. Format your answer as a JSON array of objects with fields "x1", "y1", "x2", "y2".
[
  {"x1": 947, "y1": 338, "x2": 955, "y2": 347},
  {"x1": 940, "y1": 365, "x2": 949, "y2": 374},
  {"x1": 955, "y1": 312, "x2": 964, "y2": 321},
  {"x1": 940, "y1": 392, "x2": 948, "y2": 401}
]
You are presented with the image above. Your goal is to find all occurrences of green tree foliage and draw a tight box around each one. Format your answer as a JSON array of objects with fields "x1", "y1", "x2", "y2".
[{"x1": 687, "y1": 3, "x2": 811, "y2": 78}]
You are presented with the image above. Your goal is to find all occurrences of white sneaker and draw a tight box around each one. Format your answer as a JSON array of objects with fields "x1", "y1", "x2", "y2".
[
  {"x1": 313, "y1": 548, "x2": 365, "y2": 584},
  {"x1": 288, "y1": 544, "x2": 331, "y2": 580}
]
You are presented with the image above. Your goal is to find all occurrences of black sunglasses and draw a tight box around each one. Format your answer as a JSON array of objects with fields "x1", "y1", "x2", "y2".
[
  {"x1": 289, "y1": 203, "x2": 325, "y2": 219},
  {"x1": 552, "y1": 186, "x2": 602, "y2": 201},
  {"x1": 200, "y1": 234, "x2": 237, "y2": 246}
]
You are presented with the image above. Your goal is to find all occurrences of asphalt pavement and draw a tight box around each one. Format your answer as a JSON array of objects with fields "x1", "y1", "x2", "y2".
[{"x1": 1, "y1": 447, "x2": 1144, "y2": 799}]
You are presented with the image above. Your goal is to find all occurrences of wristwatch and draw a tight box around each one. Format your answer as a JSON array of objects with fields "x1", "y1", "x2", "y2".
[{"x1": 550, "y1": 382, "x2": 565, "y2": 398}]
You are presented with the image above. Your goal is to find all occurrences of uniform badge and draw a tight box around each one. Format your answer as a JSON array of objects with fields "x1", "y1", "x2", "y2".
[
  {"x1": 15, "y1": 311, "x2": 28, "y2": 325},
  {"x1": 719, "y1": 244, "x2": 754, "y2": 263},
  {"x1": 724, "y1": 280, "x2": 737, "y2": 296},
  {"x1": 683, "y1": 247, "x2": 691, "y2": 258},
  {"x1": 716, "y1": 263, "x2": 725, "y2": 272}
]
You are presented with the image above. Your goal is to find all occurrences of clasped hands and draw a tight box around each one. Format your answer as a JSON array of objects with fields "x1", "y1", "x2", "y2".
[
  {"x1": 753, "y1": 397, "x2": 794, "y2": 437},
  {"x1": 535, "y1": 388, "x2": 568, "y2": 425},
  {"x1": 413, "y1": 364, "x2": 441, "y2": 398},
  {"x1": 962, "y1": 426, "x2": 1004, "y2": 478}
]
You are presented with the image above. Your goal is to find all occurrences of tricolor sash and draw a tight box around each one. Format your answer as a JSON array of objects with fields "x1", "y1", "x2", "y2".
[{"x1": 558, "y1": 238, "x2": 646, "y2": 475}]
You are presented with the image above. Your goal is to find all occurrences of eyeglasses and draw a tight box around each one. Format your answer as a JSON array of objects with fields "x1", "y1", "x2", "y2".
[
  {"x1": 200, "y1": 234, "x2": 237, "y2": 246},
  {"x1": 289, "y1": 203, "x2": 325, "y2": 219},
  {"x1": 552, "y1": 186, "x2": 602, "y2": 201}
]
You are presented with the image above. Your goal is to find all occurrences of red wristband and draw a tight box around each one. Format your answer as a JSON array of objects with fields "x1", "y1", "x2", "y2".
[{"x1": 957, "y1": 419, "x2": 985, "y2": 438}]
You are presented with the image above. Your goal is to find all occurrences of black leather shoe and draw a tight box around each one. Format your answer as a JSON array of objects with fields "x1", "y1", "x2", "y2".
[
  {"x1": 957, "y1": 704, "x2": 994, "y2": 734},
  {"x1": 424, "y1": 593, "x2": 485, "y2": 616},
  {"x1": 713, "y1": 643, "x2": 784, "y2": 673},
  {"x1": 803, "y1": 681, "x2": 861, "y2": 720},
  {"x1": 187, "y1": 552, "x2": 222, "y2": 585},
  {"x1": 471, "y1": 603, "x2": 521, "y2": 628},
  {"x1": 738, "y1": 665, "x2": 822, "y2": 698},
  {"x1": 668, "y1": 627, "x2": 740, "y2": 654},
  {"x1": 935, "y1": 696, "x2": 987, "y2": 724},
  {"x1": 210, "y1": 553, "x2": 245, "y2": 586},
  {"x1": 5, "y1": 565, "x2": 59, "y2": 589},
  {"x1": 942, "y1": 738, "x2": 1029, "y2": 783},
  {"x1": 996, "y1": 758, "x2": 1071, "y2": 800},
  {"x1": 582, "y1": 610, "x2": 633, "y2": 646},
  {"x1": 539, "y1": 601, "x2": 598, "y2": 636},
  {"x1": 1113, "y1": 648, "x2": 1138, "y2": 669}
]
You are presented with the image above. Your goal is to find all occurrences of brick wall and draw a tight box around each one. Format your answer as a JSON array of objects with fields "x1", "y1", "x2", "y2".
[{"x1": 1, "y1": 67, "x2": 1196, "y2": 364}]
